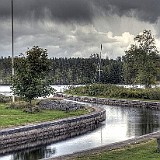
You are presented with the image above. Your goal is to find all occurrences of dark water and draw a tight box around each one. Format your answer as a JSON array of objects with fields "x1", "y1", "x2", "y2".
[{"x1": 0, "y1": 103, "x2": 160, "y2": 160}]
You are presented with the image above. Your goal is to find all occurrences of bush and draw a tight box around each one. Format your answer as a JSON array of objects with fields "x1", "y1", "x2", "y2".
[
  {"x1": 65, "y1": 84, "x2": 160, "y2": 100},
  {"x1": 23, "y1": 105, "x2": 41, "y2": 113},
  {"x1": 7, "y1": 100, "x2": 42, "y2": 113},
  {"x1": 0, "y1": 94, "x2": 11, "y2": 103}
]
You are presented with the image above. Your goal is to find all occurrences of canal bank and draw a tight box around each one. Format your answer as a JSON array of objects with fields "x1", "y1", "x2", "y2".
[
  {"x1": 40, "y1": 94, "x2": 160, "y2": 160},
  {"x1": 45, "y1": 131, "x2": 160, "y2": 160},
  {"x1": 56, "y1": 93, "x2": 160, "y2": 110},
  {"x1": 0, "y1": 102, "x2": 106, "y2": 155}
]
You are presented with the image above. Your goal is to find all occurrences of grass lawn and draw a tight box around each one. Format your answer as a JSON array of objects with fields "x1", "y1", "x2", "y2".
[
  {"x1": 73, "y1": 140, "x2": 160, "y2": 160},
  {"x1": 0, "y1": 103, "x2": 87, "y2": 129}
]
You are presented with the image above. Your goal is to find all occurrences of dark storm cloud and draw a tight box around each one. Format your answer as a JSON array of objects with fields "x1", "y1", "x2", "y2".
[
  {"x1": 1, "y1": 0, "x2": 160, "y2": 59},
  {"x1": 1, "y1": 0, "x2": 160, "y2": 23},
  {"x1": 0, "y1": 0, "x2": 93, "y2": 23},
  {"x1": 94, "y1": 0, "x2": 160, "y2": 23},
  {"x1": 0, "y1": 0, "x2": 11, "y2": 18}
]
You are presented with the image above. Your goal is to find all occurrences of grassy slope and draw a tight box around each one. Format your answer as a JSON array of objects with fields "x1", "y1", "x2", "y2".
[
  {"x1": 73, "y1": 140, "x2": 160, "y2": 160},
  {"x1": 0, "y1": 103, "x2": 87, "y2": 128}
]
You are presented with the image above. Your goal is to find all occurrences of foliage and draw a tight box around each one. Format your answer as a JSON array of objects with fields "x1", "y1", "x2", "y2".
[
  {"x1": 11, "y1": 46, "x2": 54, "y2": 104},
  {"x1": 65, "y1": 84, "x2": 160, "y2": 100},
  {"x1": 0, "y1": 56, "x2": 124, "y2": 85},
  {"x1": 0, "y1": 94, "x2": 11, "y2": 103},
  {"x1": 0, "y1": 57, "x2": 12, "y2": 84},
  {"x1": 48, "y1": 56, "x2": 124, "y2": 84},
  {"x1": 8, "y1": 100, "x2": 41, "y2": 113},
  {"x1": 123, "y1": 30, "x2": 160, "y2": 88}
]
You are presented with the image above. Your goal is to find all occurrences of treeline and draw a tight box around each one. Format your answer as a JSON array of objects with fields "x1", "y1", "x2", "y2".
[
  {"x1": 0, "y1": 54, "x2": 159, "y2": 86},
  {"x1": 0, "y1": 56, "x2": 124, "y2": 85},
  {"x1": 0, "y1": 56, "x2": 12, "y2": 84},
  {"x1": 49, "y1": 57, "x2": 123, "y2": 84}
]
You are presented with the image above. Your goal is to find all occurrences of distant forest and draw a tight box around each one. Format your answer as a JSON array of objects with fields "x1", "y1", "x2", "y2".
[
  {"x1": 0, "y1": 55, "x2": 123, "y2": 85},
  {"x1": 0, "y1": 55, "x2": 159, "y2": 85}
]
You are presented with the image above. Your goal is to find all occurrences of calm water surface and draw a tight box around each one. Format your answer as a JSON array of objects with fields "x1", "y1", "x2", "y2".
[
  {"x1": 0, "y1": 102, "x2": 160, "y2": 160},
  {"x1": 0, "y1": 85, "x2": 70, "y2": 96}
]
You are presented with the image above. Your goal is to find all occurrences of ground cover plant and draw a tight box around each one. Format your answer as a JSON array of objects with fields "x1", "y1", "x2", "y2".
[{"x1": 65, "y1": 84, "x2": 160, "y2": 101}]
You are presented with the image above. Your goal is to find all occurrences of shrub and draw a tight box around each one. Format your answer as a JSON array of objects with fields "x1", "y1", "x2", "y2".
[
  {"x1": 65, "y1": 84, "x2": 160, "y2": 100},
  {"x1": 0, "y1": 94, "x2": 11, "y2": 103}
]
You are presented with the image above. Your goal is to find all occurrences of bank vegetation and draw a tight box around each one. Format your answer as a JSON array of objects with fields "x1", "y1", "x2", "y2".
[{"x1": 65, "y1": 84, "x2": 160, "y2": 101}]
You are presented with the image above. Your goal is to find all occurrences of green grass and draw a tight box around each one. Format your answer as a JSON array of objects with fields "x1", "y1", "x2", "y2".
[
  {"x1": 0, "y1": 103, "x2": 87, "y2": 128},
  {"x1": 73, "y1": 140, "x2": 160, "y2": 160}
]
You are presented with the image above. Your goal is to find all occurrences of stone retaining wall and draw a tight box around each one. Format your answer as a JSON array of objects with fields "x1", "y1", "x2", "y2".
[
  {"x1": 38, "y1": 99, "x2": 85, "y2": 111},
  {"x1": 0, "y1": 106, "x2": 106, "y2": 155},
  {"x1": 56, "y1": 93, "x2": 160, "y2": 110}
]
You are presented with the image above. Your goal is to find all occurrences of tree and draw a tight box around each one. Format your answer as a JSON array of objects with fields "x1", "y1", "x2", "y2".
[
  {"x1": 11, "y1": 46, "x2": 54, "y2": 105},
  {"x1": 123, "y1": 30, "x2": 159, "y2": 88}
]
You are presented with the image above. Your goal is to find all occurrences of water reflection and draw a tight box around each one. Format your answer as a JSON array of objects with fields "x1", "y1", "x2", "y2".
[
  {"x1": 1, "y1": 147, "x2": 56, "y2": 160},
  {"x1": 137, "y1": 108, "x2": 159, "y2": 135},
  {"x1": 0, "y1": 104, "x2": 160, "y2": 160},
  {"x1": 16, "y1": 148, "x2": 55, "y2": 160}
]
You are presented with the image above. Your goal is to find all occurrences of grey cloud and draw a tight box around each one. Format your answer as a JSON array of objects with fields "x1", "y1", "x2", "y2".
[
  {"x1": 95, "y1": 0, "x2": 160, "y2": 23},
  {"x1": 1, "y1": 0, "x2": 160, "y2": 24},
  {"x1": 1, "y1": 0, "x2": 93, "y2": 23},
  {"x1": 1, "y1": 0, "x2": 160, "y2": 59}
]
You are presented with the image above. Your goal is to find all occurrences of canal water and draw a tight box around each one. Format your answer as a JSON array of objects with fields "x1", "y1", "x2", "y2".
[
  {"x1": 0, "y1": 102, "x2": 160, "y2": 160},
  {"x1": 0, "y1": 85, "x2": 70, "y2": 96}
]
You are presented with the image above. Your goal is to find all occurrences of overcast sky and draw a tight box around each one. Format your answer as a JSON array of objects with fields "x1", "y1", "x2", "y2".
[{"x1": 1, "y1": 0, "x2": 160, "y2": 59}]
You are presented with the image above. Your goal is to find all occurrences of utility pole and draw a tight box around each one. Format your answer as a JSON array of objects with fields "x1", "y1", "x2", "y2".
[
  {"x1": 98, "y1": 44, "x2": 102, "y2": 83},
  {"x1": 11, "y1": 0, "x2": 15, "y2": 102}
]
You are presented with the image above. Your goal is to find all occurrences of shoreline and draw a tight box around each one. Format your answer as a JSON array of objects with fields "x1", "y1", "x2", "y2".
[
  {"x1": 41, "y1": 93, "x2": 160, "y2": 160},
  {"x1": 44, "y1": 131, "x2": 160, "y2": 160},
  {"x1": 56, "y1": 93, "x2": 160, "y2": 110},
  {"x1": 0, "y1": 105, "x2": 106, "y2": 155}
]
